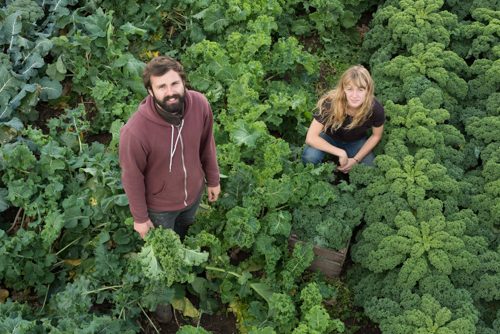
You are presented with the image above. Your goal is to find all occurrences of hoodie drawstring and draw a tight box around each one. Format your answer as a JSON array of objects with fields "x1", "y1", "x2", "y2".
[
  {"x1": 169, "y1": 119, "x2": 188, "y2": 206},
  {"x1": 180, "y1": 134, "x2": 188, "y2": 206},
  {"x1": 169, "y1": 120, "x2": 184, "y2": 172}
]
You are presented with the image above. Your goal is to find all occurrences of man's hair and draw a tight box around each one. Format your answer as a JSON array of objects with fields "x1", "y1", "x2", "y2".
[{"x1": 142, "y1": 56, "x2": 186, "y2": 91}]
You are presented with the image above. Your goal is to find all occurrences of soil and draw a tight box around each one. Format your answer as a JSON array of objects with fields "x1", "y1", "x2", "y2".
[
  {"x1": 140, "y1": 310, "x2": 238, "y2": 334},
  {"x1": 33, "y1": 101, "x2": 65, "y2": 134},
  {"x1": 139, "y1": 302, "x2": 381, "y2": 334}
]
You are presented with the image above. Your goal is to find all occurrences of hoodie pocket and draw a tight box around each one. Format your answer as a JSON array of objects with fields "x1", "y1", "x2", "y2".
[{"x1": 151, "y1": 181, "x2": 166, "y2": 196}]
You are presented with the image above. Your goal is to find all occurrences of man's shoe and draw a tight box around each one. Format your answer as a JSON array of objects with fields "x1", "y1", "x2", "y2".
[{"x1": 154, "y1": 303, "x2": 173, "y2": 323}]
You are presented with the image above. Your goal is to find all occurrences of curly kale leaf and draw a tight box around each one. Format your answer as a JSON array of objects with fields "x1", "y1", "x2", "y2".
[
  {"x1": 139, "y1": 228, "x2": 208, "y2": 286},
  {"x1": 459, "y1": 8, "x2": 500, "y2": 59},
  {"x1": 374, "y1": 42, "x2": 468, "y2": 108},
  {"x1": 280, "y1": 241, "x2": 314, "y2": 292},
  {"x1": 467, "y1": 59, "x2": 500, "y2": 103},
  {"x1": 380, "y1": 294, "x2": 476, "y2": 334},
  {"x1": 352, "y1": 200, "x2": 479, "y2": 289},
  {"x1": 466, "y1": 116, "x2": 500, "y2": 144},
  {"x1": 367, "y1": 155, "x2": 459, "y2": 209},
  {"x1": 388, "y1": 0, "x2": 458, "y2": 49},
  {"x1": 223, "y1": 206, "x2": 260, "y2": 249},
  {"x1": 268, "y1": 293, "x2": 297, "y2": 333}
]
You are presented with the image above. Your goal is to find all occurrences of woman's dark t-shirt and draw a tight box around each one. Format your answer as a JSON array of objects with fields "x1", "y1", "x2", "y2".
[{"x1": 313, "y1": 99, "x2": 385, "y2": 142}]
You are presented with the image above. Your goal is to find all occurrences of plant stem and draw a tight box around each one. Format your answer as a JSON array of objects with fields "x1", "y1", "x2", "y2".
[
  {"x1": 205, "y1": 265, "x2": 241, "y2": 279},
  {"x1": 83, "y1": 285, "x2": 123, "y2": 295},
  {"x1": 55, "y1": 236, "x2": 82, "y2": 256},
  {"x1": 139, "y1": 302, "x2": 160, "y2": 334},
  {"x1": 37, "y1": 284, "x2": 50, "y2": 315}
]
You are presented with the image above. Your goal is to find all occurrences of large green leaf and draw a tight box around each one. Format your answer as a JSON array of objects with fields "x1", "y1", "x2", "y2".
[
  {"x1": 139, "y1": 245, "x2": 164, "y2": 281},
  {"x1": 0, "y1": 188, "x2": 9, "y2": 212},
  {"x1": 112, "y1": 54, "x2": 145, "y2": 78},
  {"x1": 46, "y1": 55, "x2": 67, "y2": 81},
  {"x1": 183, "y1": 248, "x2": 209, "y2": 266},
  {"x1": 81, "y1": 8, "x2": 109, "y2": 38},
  {"x1": 38, "y1": 77, "x2": 63, "y2": 100},
  {"x1": 49, "y1": 0, "x2": 75, "y2": 16},
  {"x1": 8, "y1": 83, "x2": 37, "y2": 111},
  {"x1": 1, "y1": 13, "x2": 22, "y2": 47},
  {"x1": 0, "y1": 66, "x2": 21, "y2": 119},
  {"x1": 119, "y1": 22, "x2": 146, "y2": 36},
  {"x1": 230, "y1": 120, "x2": 267, "y2": 147},
  {"x1": 0, "y1": 117, "x2": 23, "y2": 144},
  {"x1": 250, "y1": 282, "x2": 274, "y2": 304},
  {"x1": 15, "y1": 54, "x2": 44, "y2": 80}
]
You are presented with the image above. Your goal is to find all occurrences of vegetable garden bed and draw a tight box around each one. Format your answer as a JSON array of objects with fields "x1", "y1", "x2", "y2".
[{"x1": 289, "y1": 234, "x2": 349, "y2": 278}]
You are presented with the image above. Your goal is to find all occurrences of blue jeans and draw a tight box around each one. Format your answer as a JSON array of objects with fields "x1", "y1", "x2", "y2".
[
  {"x1": 302, "y1": 132, "x2": 375, "y2": 166},
  {"x1": 147, "y1": 191, "x2": 203, "y2": 239}
]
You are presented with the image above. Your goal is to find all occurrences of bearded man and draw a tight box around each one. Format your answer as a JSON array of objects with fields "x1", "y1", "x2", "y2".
[{"x1": 119, "y1": 56, "x2": 220, "y2": 240}]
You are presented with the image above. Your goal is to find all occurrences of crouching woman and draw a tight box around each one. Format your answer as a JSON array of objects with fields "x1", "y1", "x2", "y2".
[{"x1": 302, "y1": 65, "x2": 385, "y2": 173}]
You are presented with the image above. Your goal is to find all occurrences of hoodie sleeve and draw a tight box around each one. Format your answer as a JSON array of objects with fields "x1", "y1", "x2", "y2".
[
  {"x1": 199, "y1": 101, "x2": 220, "y2": 187},
  {"x1": 119, "y1": 126, "x2": 150, "y2": 223}
]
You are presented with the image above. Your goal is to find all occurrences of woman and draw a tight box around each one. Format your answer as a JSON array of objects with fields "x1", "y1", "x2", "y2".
[{"x1": 302, "y1": 65, "x2": 385, "y2": 173}]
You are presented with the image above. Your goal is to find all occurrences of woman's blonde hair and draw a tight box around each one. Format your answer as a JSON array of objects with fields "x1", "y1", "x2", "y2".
[{"x1": 317, "y1": 65, "x2": 375, "y2": 131}]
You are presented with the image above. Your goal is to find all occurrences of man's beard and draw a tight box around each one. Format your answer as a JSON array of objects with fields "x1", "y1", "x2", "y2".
[{"x1": 153, "y1": 90, "x2": 185, "y2": 115}]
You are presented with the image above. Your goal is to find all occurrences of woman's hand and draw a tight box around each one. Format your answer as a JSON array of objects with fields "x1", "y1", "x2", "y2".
[
  {"x1": 337, "y1": 158, "x2": 358, "y2": 174},
  {"x1": 338, "y1": 153, "x2": 349, "y2": 168}
]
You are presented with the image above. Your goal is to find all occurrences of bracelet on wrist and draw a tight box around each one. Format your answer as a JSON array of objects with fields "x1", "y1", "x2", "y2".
[{"x1": 353, "y1": 157, "x2": 360, "y2": 163}]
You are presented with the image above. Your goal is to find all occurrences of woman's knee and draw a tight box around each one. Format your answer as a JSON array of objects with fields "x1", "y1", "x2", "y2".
[
  {"x1": 301, "y1": 146, "x2": 325, "y2": 165},
  {"x1": 361, "y1": 152, "x2": 375, "y2": 166}
]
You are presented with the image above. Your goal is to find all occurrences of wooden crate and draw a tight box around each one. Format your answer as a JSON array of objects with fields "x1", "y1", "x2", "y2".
[{"x1": 288, "y1": 234, "x2": 349, "y2": 278}]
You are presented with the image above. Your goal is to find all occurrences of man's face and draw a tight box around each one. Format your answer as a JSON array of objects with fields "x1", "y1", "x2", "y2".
[{"x1": 149, "y1": 70, "x2": 185, "y2": 113}]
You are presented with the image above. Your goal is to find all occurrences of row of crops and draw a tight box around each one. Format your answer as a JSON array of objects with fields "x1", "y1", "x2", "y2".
[{"x1": 1, "y1": 0, "x2": 499, "y2": 333}]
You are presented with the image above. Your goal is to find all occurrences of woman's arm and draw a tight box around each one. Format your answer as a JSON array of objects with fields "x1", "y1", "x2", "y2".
[
  {"x1": 337, "y1": 124, "x2": 384, "y2": 173},
  {"x1": 305, "y1": 119, "x2": 348, "y2": 166}
]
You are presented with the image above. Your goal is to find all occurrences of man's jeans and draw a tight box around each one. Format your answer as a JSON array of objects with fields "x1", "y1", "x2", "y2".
[
  {"x1": 147, "y1": 191, "x2": 203, "y2": 239},
  {"x1": 302, "y1": 132, "x2": 375, "y2": 166}
]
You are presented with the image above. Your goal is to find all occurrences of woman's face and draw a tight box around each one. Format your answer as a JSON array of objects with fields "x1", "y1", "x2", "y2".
[{"x1": 344, "y1": 83, "x2": 367, "y2": 110}]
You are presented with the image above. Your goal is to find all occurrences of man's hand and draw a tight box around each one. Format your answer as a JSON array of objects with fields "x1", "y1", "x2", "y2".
[
  {"x1": 207, "y1": 184, "x2": 221, "y2": 202},
  {"x1": 134, "y1": 219, "x2": 154, "y2": 239}
]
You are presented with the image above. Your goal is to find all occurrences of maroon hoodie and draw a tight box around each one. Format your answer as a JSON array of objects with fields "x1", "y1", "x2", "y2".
[{"x1": 119, "y1": 90, "x2": 220, "y2": 223}]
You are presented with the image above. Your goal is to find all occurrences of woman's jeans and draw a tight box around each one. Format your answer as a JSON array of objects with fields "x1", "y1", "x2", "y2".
[
  {"x1": 147, "y1": 191, "x2": 203, "y2": 239},
  {"x1": 302, "y1": 132, "x2": 375, "y2": 166}
]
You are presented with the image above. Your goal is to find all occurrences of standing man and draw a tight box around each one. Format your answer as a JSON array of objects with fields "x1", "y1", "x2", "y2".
[{"x1": 119, "y1": 55, "x2": 221, "y2": 241}]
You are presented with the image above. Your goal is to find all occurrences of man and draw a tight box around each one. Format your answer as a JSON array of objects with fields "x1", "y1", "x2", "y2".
[
  {"x1": 119, "y1": 55, "x2": 220, "y2": 239},
  {"x1": 119, "y1": 56, "x2": 220, "y2": 322}
]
